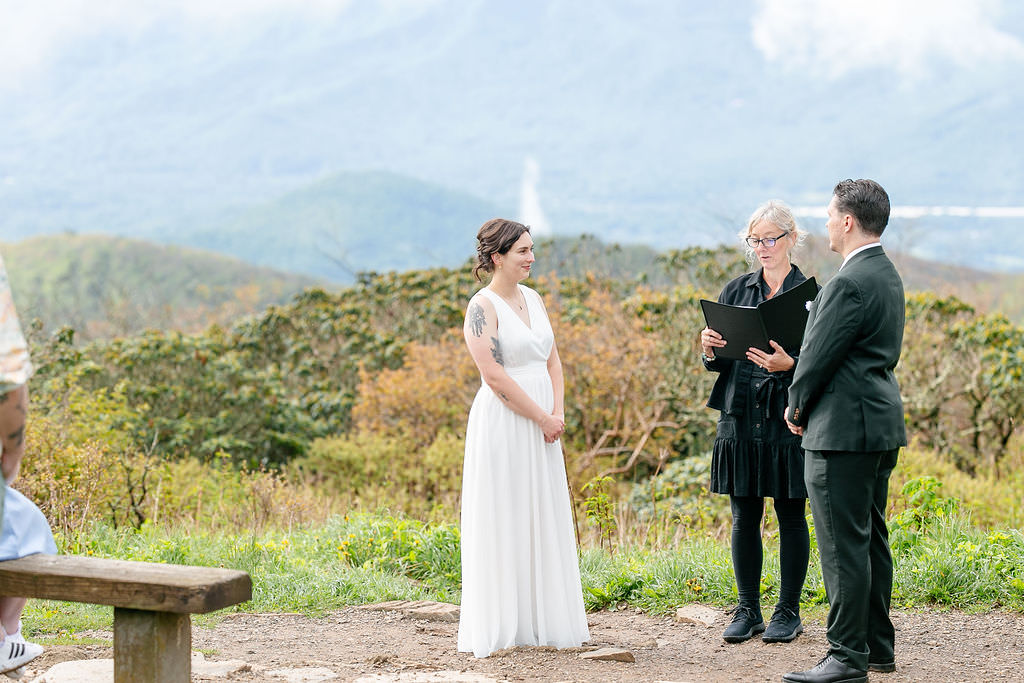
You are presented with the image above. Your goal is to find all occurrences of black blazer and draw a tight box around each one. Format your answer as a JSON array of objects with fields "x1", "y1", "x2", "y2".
[
  {"x1": 704, "y1": 264, "x2": 811, "y2": 418},
  {"x1": 787, "y1": 246, "x2": 907, "y2": 452}
]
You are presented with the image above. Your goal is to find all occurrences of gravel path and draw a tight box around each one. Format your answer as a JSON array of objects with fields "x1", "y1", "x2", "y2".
[{"x1": 24, "y1": 604, "x2": 1024, "y2": 682}]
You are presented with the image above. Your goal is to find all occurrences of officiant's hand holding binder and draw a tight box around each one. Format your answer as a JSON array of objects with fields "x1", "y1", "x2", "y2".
[{"x1": 699, "y1": 277, "x2": 817, "y2": 361}]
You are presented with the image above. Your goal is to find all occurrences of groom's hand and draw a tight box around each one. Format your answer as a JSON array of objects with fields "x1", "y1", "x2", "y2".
[{"x1": 784, "y1": 405, "x2": 803, "y2": 436}]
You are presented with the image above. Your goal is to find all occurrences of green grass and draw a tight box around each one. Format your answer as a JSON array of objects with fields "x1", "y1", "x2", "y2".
[
  {"x1": 891, "y1": 516, "x2": 1024, "y2": 610},
  {"x1": 21, "y1": 508, "x2": 1024, "y2": 638},
  {"x1": 25, "y1": 514, "x2": 463, "y2": 635},
  {"x1": 580, "y1": 540, "x2": 749, "y2": 613},
  {"x1": 30, "y1": 630, "x2": 111, "y2": 647}
]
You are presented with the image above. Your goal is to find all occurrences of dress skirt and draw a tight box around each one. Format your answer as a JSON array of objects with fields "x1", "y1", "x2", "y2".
[
  {"x1": 457, "y1": 362, "x2": 590, "y2": 658},
  {"x1": 710, "y1": 366, "x2": 807, "y2": 499}
]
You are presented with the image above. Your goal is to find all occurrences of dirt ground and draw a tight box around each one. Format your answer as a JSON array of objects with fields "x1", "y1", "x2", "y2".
[{"x1": 26, "y1": 604, "x2": 1024, "y2": 682}]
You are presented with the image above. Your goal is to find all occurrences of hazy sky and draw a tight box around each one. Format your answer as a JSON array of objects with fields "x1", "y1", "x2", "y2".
[
  {"x1": 1, "y1": 0, "x2": 1021, "y2": 89},
  {"x1": 753, "y1": 0, "x2": 1023, "y2": 79},
  {"x1": 0, "y1": 0, "x2": 355, "y2": 87},
  {"x1": 2, "y1": 0, "x2": 1022, "y2": 271}
]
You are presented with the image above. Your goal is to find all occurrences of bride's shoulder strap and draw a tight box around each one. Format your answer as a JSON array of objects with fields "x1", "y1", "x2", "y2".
[
  {"x1": 475, "y1": 288, "x2": 499, "y2": 305},
  {"x1": 521, "y1": 285, "x2": 547, "y2": 310}
]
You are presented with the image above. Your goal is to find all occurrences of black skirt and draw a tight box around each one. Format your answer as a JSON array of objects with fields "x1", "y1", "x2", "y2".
[{"x1": 710, "y1": 365, "x2": 807, "y2": 499}]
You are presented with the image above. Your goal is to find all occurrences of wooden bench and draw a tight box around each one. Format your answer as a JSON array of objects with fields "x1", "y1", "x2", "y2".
[{"x1": 0, "y1": 554, "x2": 252, "y2": 682}]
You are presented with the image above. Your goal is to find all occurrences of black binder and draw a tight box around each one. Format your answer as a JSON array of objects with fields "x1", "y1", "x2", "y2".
[{"x1": 699, "y1": 277, "x2": 818, "y2": 360}]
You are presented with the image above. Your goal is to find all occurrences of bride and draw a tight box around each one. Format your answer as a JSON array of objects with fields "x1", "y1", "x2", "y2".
[{"x1": 457, "y1": 218, "x2": 590, "y2": 658}]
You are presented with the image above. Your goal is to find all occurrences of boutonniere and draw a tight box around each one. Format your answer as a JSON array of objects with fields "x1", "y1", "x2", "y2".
[{"x1": 805, "y1": 300, "x2": 813, "y2": 312}]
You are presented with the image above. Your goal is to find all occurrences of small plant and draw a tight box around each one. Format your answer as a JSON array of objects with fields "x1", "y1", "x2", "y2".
[
  {"x1": 890, "y1": 476, "x2": 960, "y2": 552},
  {"x1": 582, "y1": 476, "x2": 618, "y2": 552}
]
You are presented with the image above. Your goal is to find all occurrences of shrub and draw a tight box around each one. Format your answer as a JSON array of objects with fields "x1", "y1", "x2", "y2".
[
  {"x1": 293, "y1": 430, "x2": 463, "y2": 521},
  {"x1": 352, "y1": 331, "x2": 478, "y2": 448}
]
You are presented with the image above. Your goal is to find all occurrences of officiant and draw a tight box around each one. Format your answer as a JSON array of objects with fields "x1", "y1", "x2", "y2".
[{"x1": 698, "y1": 200, "x2": 818, "y2": 646}]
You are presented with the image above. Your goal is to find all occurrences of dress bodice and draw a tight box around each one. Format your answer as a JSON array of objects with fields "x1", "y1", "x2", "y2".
[{"x1": 477, "y1": 286, "x2": 553, "y2": 372}]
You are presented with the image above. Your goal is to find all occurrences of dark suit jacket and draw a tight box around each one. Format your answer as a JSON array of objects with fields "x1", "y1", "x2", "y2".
[{"x1": 786, "y1": 246, "x2": 907, "y2": 452}]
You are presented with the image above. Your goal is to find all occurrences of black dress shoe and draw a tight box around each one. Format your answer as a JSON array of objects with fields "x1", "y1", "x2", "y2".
[
  {"x1": 868, "y1": 660, "x2": 896, "y2": 673},
  {"x1": 782, "y1": 654, "x2": 868, "y2": 683}
]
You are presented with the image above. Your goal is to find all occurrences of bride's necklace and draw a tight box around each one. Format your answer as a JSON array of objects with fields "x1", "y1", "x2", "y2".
[{"x1": 490, "y1": 285, "x2": 524, "y2": 310}]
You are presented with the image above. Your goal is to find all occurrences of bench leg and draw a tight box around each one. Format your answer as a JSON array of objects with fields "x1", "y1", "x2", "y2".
[{"x1": 113, "y1": 607, "x2": 191, "y2": 683}]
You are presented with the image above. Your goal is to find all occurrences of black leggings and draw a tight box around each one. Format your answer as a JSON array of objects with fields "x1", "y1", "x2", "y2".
[{"x1": 730, "y1": 495, "x2": 809, "y2": 608}]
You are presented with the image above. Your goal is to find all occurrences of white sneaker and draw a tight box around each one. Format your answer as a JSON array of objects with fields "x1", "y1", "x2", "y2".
[{"x1": 0, "y1": 640, "x2": 42, "y2": 674}]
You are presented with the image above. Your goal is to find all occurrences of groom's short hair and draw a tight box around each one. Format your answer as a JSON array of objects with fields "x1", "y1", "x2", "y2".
[{"x1": 833, "y1": 179, "x2": 890, "y2": 236}]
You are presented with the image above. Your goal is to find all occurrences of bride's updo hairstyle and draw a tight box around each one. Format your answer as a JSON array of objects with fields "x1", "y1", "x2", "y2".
[{"x1": 473, "y1": 219, "x2": 531, "y2": 281}]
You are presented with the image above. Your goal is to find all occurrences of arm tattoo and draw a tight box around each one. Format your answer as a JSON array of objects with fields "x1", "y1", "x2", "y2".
[
  {"x1": 498, "y1": 391, "x2": 510, "y2": 402},
  {"x1": 467, "y1": 302, "x2": 486, "y2": 337},
  {"x1": 490, "y1": 337, "x2": 505, "y2": 366}
]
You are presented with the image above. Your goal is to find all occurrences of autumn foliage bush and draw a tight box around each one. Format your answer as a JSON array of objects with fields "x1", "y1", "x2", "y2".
[
  {"x1": 352, "y1": 331, "x2": 479, "y2": 448},
  {"x1": 17, "y1": 371, "x2": 326, "y2": 544}
]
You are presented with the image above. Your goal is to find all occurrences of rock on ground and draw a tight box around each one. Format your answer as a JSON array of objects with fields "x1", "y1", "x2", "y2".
[
  {"x1": 673, "y1": 605, "x2": 719, "y2": 627},
  {"x1": 266, "y1": 667, "x2": 340, "y2": 682},
  {"x1": 30, "y1": 651, "x2": 248, "y2": 682},
  {"x1": 579, "y1": 647, "x2": 636, "y2": 662}
]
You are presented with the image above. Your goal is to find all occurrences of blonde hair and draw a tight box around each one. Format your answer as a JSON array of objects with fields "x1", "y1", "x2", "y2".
[{"x1": 737, "y1": 200, "x2": 807, "y2": 266}]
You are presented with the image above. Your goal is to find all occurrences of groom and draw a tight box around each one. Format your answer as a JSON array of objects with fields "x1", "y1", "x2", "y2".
[{"x1": 784, "y1": 179, "x2": 906, "y2": 683}]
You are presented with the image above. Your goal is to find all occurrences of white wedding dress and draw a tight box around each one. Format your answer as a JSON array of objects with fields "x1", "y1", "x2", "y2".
[{"x1": 457, "y1": 285, "x2": 590, "y2": 658}]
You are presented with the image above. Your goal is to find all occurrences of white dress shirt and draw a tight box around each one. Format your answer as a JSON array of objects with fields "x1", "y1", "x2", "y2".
[{"x1": 839, "y1": 242, "x2": 882, "y2": 271}]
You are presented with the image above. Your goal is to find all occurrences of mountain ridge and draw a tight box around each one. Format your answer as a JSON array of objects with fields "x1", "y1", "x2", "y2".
[
  {"x1": 3, "y1": 233, "x2": 320, "y2": 339},
  {"x1": 5, "y1": 230, "x2": 1021, "y2": 343}
]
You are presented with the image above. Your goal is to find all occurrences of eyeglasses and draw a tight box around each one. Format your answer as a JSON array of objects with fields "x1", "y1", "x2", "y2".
[{"x1": 745, "y1": 232, "x2": 787, "y2": 248}]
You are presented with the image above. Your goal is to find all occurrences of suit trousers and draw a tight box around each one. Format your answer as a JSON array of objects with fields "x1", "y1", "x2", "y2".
[{"x1": 804, "y1": 448, "x2": 899, "y2": 670}]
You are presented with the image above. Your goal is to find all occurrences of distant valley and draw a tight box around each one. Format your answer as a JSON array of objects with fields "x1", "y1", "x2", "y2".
[{"x1": 5, "y1": 229, "x2": 1021, "y2": 343}]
